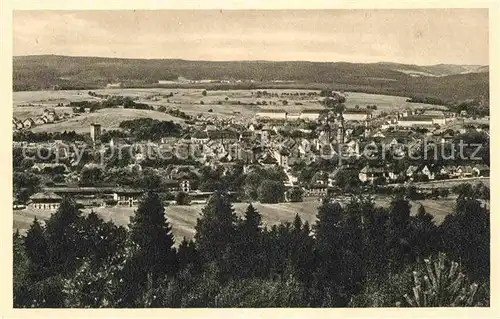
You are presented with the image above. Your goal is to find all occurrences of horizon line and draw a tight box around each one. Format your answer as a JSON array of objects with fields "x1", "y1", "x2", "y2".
[{"x1": 12, "y1": 54, "x2": 489, "y2": 68}]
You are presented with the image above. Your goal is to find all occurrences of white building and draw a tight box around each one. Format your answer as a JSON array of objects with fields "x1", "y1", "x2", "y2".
[
  {"x1": 299, "y1": 109, "x2": 324, "y2": 121},
  {"x1": 256, "y1": 109, "x2": 288, "y2": 120},
  {"x1": 343, "y1": 109, "x2": 373, "y2": 122},
  {"x1": 397, "y1": 116, "x2": 434, "y2": 127}
]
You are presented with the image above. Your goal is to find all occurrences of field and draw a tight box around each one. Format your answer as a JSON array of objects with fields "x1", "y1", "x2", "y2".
[
  {"x1": 13, "y1": 197, "x2": 456, "y2": 245},
  {"x1": 29, "y1": 108, "x2": 185, "y2": 133},
  {"x1": 13, "y1": 88, "x2": 447, "y2": 132}
]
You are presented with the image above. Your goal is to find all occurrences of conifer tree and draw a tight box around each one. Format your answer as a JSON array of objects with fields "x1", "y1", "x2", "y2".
[
  {"x1": 44, "y1": 196, "x2": 85, "y2": 275},
  {"x1": 128, "y1": 191, "x2": 178, "y2": 278},
  {"x1": 24, "y1": 217, "x2": 50, "y2": 279},
  {"x1": 312, "y1": 199, "x2": 345, "y2": 305},
  {"x1": 194, "y1": 191, "x2": 237, "y2": 264}
]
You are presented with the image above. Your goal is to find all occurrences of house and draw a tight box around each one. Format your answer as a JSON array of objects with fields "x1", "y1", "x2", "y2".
[
  {"x1": 440, "y1": 165, "x2": 457, "y2": 179},
  {"x1": 300, "y1": 109, "x2": 325, "y2": 121},
  {"x1": 273, "y1": 147, "x2": 290, "y2": 168},
  {"x1": 455, "y1": 166, "x2": 474, "y2": 178},
  {"x1": 287, "y1": 112, "x2": 302, "y2": 121},
  {"x1": 420, "y1": 165, "x2": 436, "y2": 180},
  {"x1": 34, "y1": 117, "x2": 46, "y2": 125},
  {"x1": 30, "y1": 192, "x2": 62, "y2": 210},
  {"x1": 406, "y1": 165, "x2": 420, "y2": 178},
  {"x1": 191, "y1": 131, "x2": 210, "y2": 144},
  {"x1": 359, "y1": 165, "x2": 386, "y2": 183},
  {"x1": 310, "y1": 171, "x2": 329, "y2": 187},
  {"x1": 180, "y1": 180, "x2": 191, "y2": 193},
  {"x1": 31, "y1": 163, "x2": 70, "y2": 174},
  {"x1": 22, "y1": 118, "x2": 35, "y2": 129},
  {"x1": 473, "y1": 164, "x2": 490, "y2": 177},
  {"x1": 397, "y1": 115, "x2": 434, "y2": 128}
]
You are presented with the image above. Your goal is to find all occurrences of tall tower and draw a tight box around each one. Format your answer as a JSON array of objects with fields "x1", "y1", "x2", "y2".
[
  {"x1": 90, "y1": 123, "x2": 102, "y2": 142},
  {"x1": 336, "y1": 115, "x2": 345, "y2": 144}
]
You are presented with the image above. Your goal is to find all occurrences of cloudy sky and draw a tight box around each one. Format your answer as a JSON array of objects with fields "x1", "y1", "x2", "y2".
[{"x1": 13, "y1": 9, "x2": 489, "y2": 65}]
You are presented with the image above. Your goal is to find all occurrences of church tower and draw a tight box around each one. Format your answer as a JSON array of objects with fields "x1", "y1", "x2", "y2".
[{"x1": 336, "y1": 115, "x2": 345, "y2": 144}]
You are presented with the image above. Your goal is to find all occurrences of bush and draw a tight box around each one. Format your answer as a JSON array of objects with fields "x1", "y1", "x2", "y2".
[
  {"x1": 176, "y1": 192, "x2": 190, "y2": 205},
  {"x1": 286, "y1": 187, "x2": 303, "y2": 202},
  {"x1": 258, "y1": 180, "x2": 285, "y2": 204}
]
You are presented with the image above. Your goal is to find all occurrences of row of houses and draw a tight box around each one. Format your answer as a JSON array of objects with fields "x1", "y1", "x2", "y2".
[
  {"x1": 13, "y1": 109, "x2": 71, "y2": 130},
  {"x1": 358, "y1": 164, "x2": 490, "y2": 183}
]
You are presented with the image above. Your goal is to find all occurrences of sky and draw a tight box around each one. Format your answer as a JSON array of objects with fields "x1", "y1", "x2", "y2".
[{"x1": 13, "y1": 9, "x2": 489, "y2": 65}]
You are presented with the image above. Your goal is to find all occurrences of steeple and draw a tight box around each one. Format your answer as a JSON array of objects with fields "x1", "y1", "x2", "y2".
[{"x1": 336, "y1": 114, "x2": 345, "y2": 144}]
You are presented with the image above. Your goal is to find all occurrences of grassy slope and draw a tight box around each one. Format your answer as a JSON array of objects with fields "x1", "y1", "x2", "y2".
[{"x1": 28, "y1": 108, "x2": 185, "y2": 133}]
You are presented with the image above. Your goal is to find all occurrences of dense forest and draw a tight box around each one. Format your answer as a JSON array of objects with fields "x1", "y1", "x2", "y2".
[
  {"x1": 13, "y1": 188, "x2": 489, "y2": 307},
  {"x1": 13, "y1": 56, "x2": 489, "y2": 103}
]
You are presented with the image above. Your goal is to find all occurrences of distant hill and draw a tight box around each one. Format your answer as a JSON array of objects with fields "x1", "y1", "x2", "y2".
[{"x1": 13, "y1": 55, "x2": 489, "y2": 102}]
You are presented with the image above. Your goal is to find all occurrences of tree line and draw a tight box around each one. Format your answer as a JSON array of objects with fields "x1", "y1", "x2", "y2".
[{"x1": 13, "y1": 188, "x2": 489, "y2": 307}]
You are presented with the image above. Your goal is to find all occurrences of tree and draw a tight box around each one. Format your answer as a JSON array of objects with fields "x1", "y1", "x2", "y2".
[
  {"x1": 44, "y1": 196, "x2": 85, "y2": 275},
  {"x1": 440, "y1": 197, "x2": 489, "y2": 281},
  {"x1": 202, "y1": 90, "x2": 207, "y2": 96},
  {"x1": 194, "y1": 192, "x2": 237, "y2": 265},
  {"x1": 80, "y1": 211, "x2": 127, "y2": 269},
  {"x1": 229, "y1": 204, "x2": 265, "y2": 279},
  {"x1": 13, "y1": 230, "x2": 30, "y2": 307},
  {"x1": 80, "y1": 167, "x2": 104, "y2": 186},
  {"x1": 158, "y1": 105, "x2": 167, "y2": 112},
  {"x1": 402, "y1": 253, "x2": 486, "y2": 306},
  {"x1": 24, "y1": 217, "x2": 50, "y2": 279},
  {"x1": 13, "y1": 172, "x2": 41, "y2": 203},
  {"x1": 386, "y1": 196, "x2": 413, "y2": 270},
  {"x1": 312, "y1": 199, "x2": 345, "y2": 305},
  {"x1": 128, "y1": 192, "x2": 178, "y2": 278},
  {"x1": 286, "y1": 187, "x2": 303, "y2": 202},
  {"x1": 175, "y1": 191, "x2": 190, "y2": 205},
  {"x1": 177, "y1": 237, "x2": 200, "y2": 271},
  {"x1": 258, "y1": 180, "x2": 285, "y2": 203}
]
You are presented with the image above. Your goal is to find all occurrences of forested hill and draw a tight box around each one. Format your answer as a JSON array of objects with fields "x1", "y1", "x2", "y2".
[{"x1": 13, "y1": 55, "x2": 489, "y2": 103}]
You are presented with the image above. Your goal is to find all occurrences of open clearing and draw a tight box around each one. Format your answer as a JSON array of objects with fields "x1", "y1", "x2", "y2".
[
  {"x1": 29, "y1": 108, "x2": 185, "y2": 133},
  {"x1": 14, "y1": 197, "x2": 456, "y2": 245}
]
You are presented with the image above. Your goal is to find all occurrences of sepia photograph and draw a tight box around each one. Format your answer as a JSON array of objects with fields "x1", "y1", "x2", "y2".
[{"x1": 10, "y1": 8, "x2": 492, "y2": 309}]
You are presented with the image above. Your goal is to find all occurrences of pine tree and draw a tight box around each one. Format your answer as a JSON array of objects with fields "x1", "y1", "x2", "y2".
[
  {"x1": 13, "y1": 230, "x2": 30, "y2": 307},
  {"x1": 44, "y1": 196, "x2": 85, "y2": 275},
  {"x1": 194, "y1": 191, "x2": 237, "y2": 264},
  {"x1": 81, "y1": 211, "x2": 127, "y2": 269},
  {"x1": 24, "y1": 217, "x2": 50, "y2": 280},
  {"x1": 386, "y1": 196, "x2": 413, "y2": 270},
  {"x1": 440, "y1": 197, "x2": 489, "y2": 281},
  {"x1": 312, "y1": 199, "x2": 345, "y2": 305},
  {"x1": 177, "y1": 237, "x2": 200, "y2": 272},
  {"x1": 288, "y1": 215, "x2": 314, "y2": 284},
  {"x1": 232, "y1": 204, "x2": 265, "y2": 278},
  {"x1": 128, "y1": 191, "x2": 178, "y2": 278},
  {"x1": 410, "y1": 204, "x2": 438, "y2": 260}
]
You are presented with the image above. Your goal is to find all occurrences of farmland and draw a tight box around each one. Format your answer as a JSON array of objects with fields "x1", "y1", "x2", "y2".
[
  {"x1": 13, "y1": 196, "x2": 457, "y2": 245},
  {"x1": 13, "y1": 88, "x2": 448, "y2": 132}
]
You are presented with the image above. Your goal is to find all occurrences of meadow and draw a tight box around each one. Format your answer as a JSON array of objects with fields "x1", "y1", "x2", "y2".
[
  {"x1": 13, "y1": 197, "x2": 456, "y2": 245},
  {"x1": 13, "y1": 88, "x2": 447, "y2": 131},
  {"x1": 29, "y1": 108, "x2": 185, "y2": 134}
]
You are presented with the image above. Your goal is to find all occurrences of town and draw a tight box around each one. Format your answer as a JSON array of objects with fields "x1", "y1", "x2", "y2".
[
  {"x1": 11, "y1": 9, "x2": 491, "y2": 310},
  {"x1": 13, "y1": 88, "x2": 490, "y2": 215}
]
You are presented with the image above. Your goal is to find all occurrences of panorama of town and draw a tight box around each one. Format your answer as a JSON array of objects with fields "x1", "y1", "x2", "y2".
[{"x1": 13, "y1": 87, "x2": 489, "y2": 225}]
